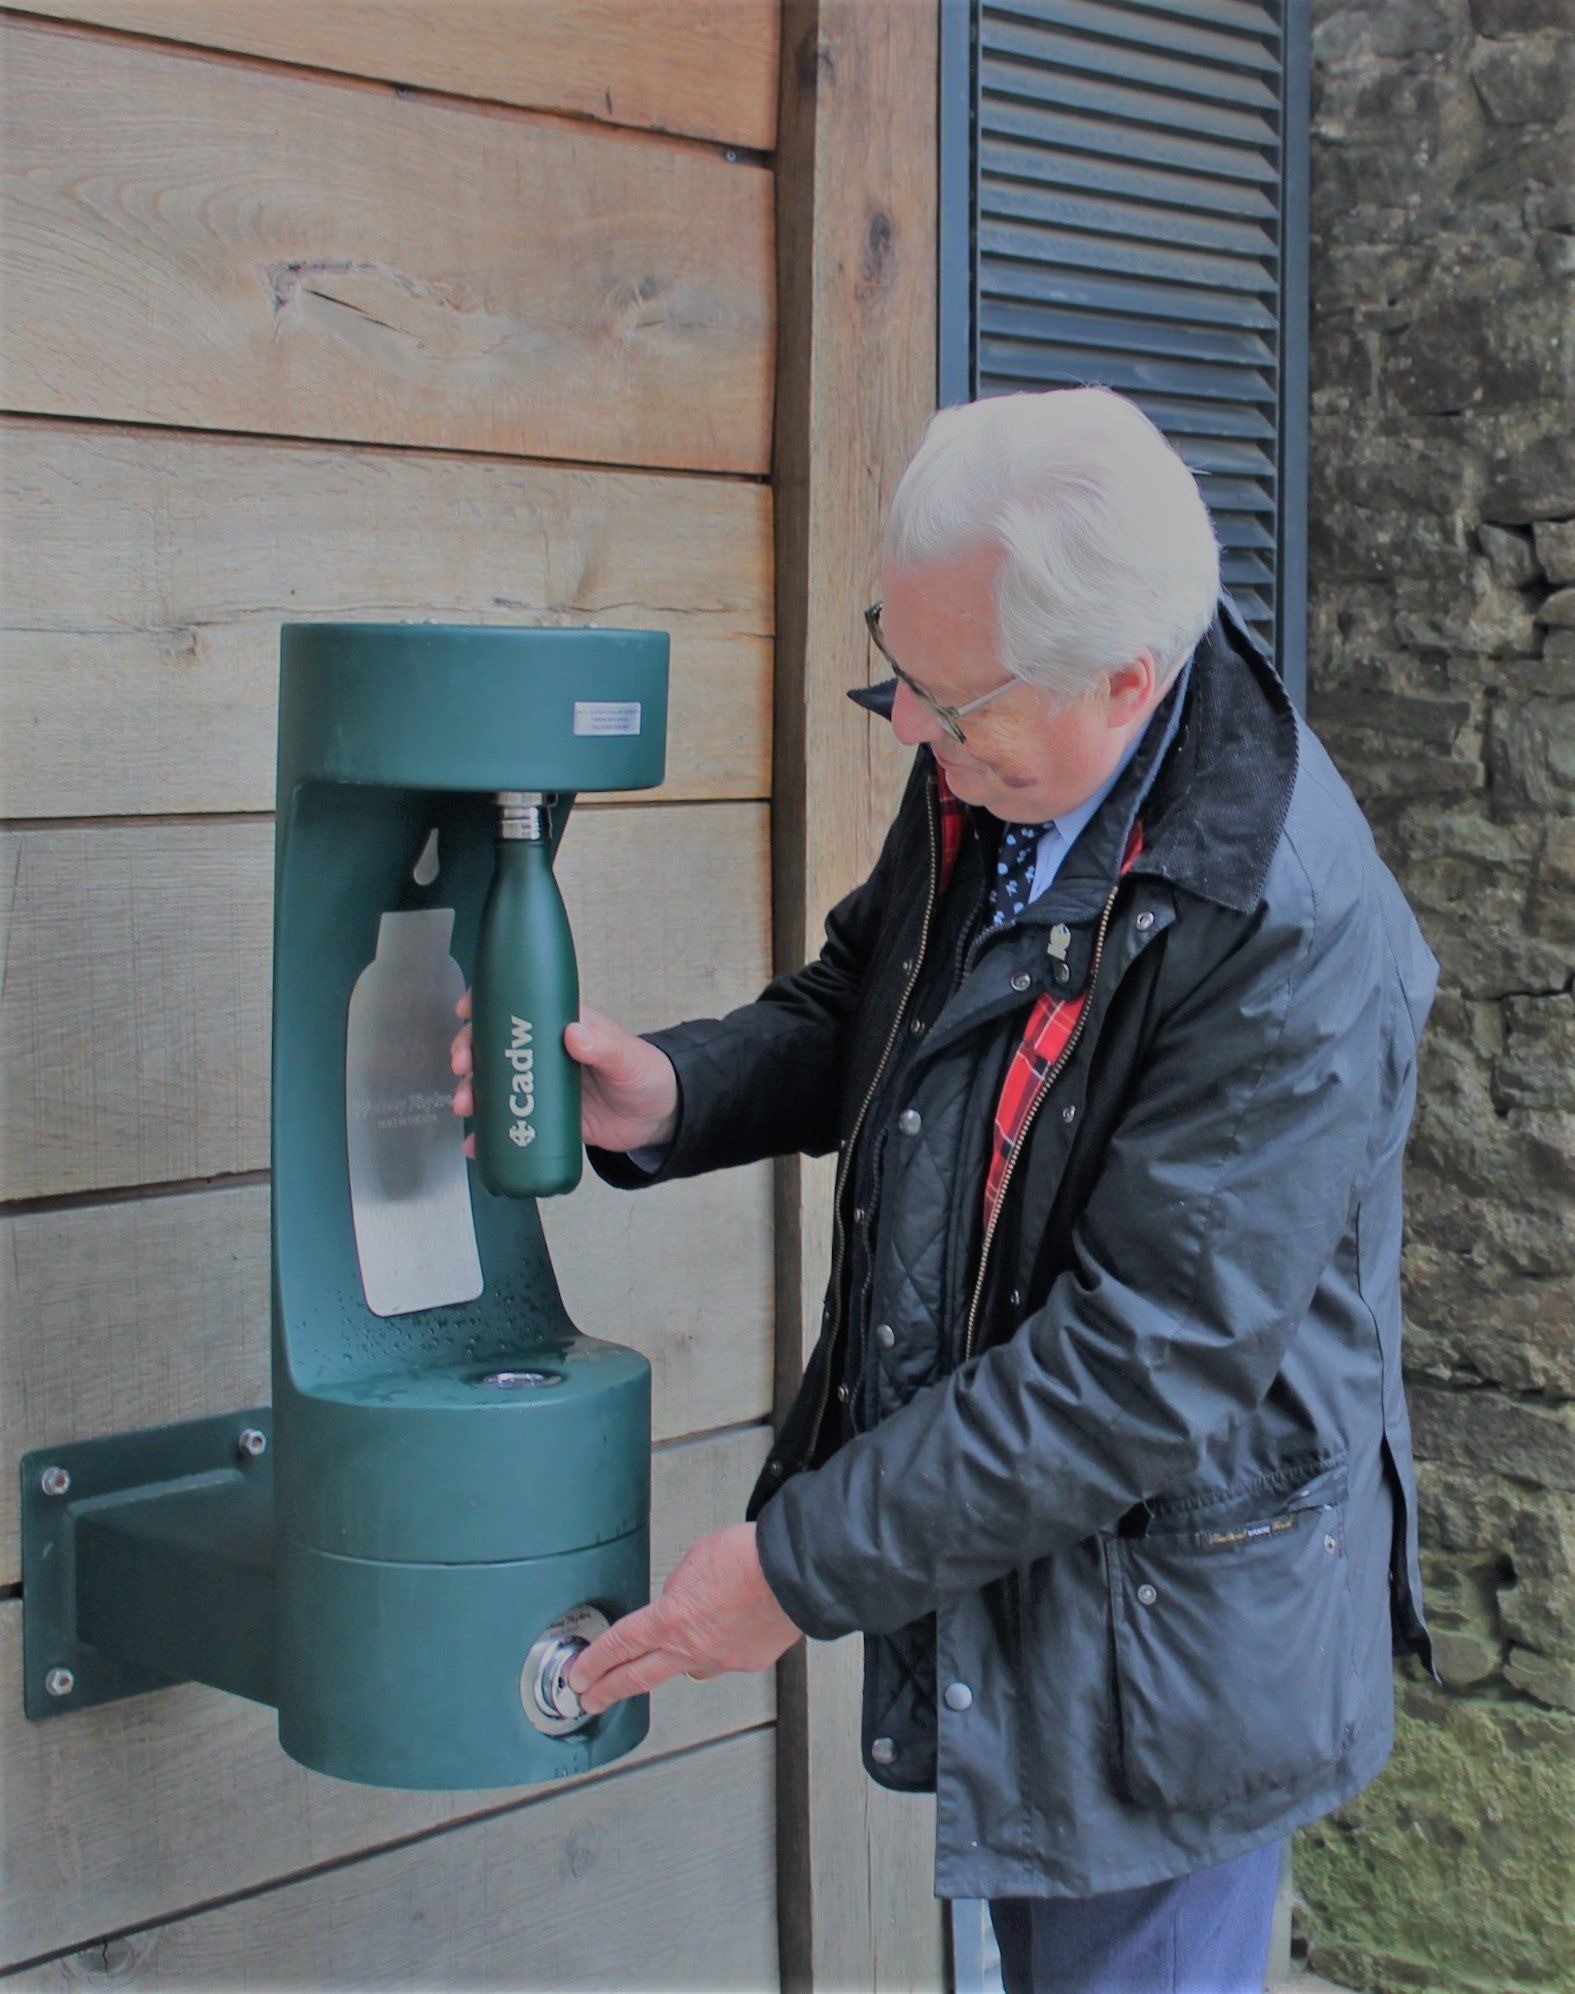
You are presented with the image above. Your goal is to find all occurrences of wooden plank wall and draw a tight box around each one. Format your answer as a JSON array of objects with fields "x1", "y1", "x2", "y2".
[
  {"x1": 772, "y1": 4, "x2": 945, "y2": 1988},
  {"x1": 0, "y1": 3, "x2": 783, "y2": 1980}
]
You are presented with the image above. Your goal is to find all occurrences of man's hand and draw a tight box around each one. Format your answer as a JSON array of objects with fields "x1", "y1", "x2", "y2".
[
  {"x1": 451, "y1": 993, "x2": 679, "y2": 1156},
  {"x1": 568, "y1": 1523, "x2": 801, "y2": 1714}
]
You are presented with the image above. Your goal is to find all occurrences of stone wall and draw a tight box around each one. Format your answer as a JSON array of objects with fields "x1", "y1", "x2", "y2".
[{"x1": 1299, "y1": 3, "x2": 1573, "y2": 1989}]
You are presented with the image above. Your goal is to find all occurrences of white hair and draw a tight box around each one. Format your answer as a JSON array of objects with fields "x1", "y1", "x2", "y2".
[{"x1": 883, "y1": 387, "x2": 1221, "y2": 705}]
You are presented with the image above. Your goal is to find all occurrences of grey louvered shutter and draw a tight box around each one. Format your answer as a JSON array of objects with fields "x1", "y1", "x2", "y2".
[{"x1": 939, "y1": 0, "x2": 1309, "y2": 707}]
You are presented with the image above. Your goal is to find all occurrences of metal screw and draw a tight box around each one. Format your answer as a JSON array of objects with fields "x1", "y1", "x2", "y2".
[
  {"x1": 237, "y1": 1428, "x2": 268, "y2": 1459},
  {"x1": 723, "y1": 148, "x2": 740, "y2": 162},
  {"x1": 45, "y1": 1667, "x2": 75, "y2": 1698},
  {"x1": 40, "y1": 1466, "x2": 71, "y2": 1498}
]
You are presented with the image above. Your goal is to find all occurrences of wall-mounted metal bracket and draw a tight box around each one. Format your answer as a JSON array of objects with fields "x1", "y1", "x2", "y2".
[{"x1": 21, "y1": 1409, "x2": 276, "y2": 1722}]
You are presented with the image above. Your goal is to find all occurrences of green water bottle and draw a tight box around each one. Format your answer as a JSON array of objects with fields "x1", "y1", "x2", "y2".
[{"x1": 472, "y1": 791, "x2": 583, "y2": 1197}]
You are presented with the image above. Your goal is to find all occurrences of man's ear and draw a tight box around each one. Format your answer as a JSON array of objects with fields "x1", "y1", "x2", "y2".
[{"x1": 1105, "y1": 649, "x2": 1158, "y2": 726}]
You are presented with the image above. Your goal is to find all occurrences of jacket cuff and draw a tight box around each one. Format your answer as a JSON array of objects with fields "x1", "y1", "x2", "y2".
[{"x1": 754, "y1": 1473, "x2": 863, "y2": 1642}]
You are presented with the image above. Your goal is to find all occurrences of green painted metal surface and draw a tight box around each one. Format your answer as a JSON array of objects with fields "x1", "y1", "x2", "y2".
[
  {"x1": 270, "y1": 623, "x2": 666, "y2": 1785},
  {"x1": 20, "y1": 1410, "x2": 277, "y2": 1720},
  {"x1": 22, "y1": 624, "x2": 670, "y2": 1790}
]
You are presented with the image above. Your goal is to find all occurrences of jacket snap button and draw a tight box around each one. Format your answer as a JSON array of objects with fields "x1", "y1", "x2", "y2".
[
  {"x1": 871, "y1": 1737, "x2": 897, "y2": 1765},
  {"x1": 837, "y1": 1384, "x2": 850, "y2": 1404},
  {"x1": 944, "y1": 1682, "x2": 973, "y2": 1712},
  {"x1": 1009, "y1": 1288, "x2": 1023, "y2": 1309},
  {"x1": 1137, "y1": 1583, "x2": 1158, "y2": 1606},
  {"x1": 1010, "y1": 971, "x2": 1031, "y2": 993},
  {"x1": 767, "y1": 1460, "x2": 784, "y2": 1479},
  {"x1": 910, "y1": 1016, "x2": 926, "y2": 1036},
  {"x1": 1062, "y1": 1103, "x2": 1076, "y2": 1123},
  {"x1": 898, "y1": 1108, "x2": 922, "y2": 1135},
  {"x1": 1053, "y1": 962, "x2": 1071, "y2": 985},
  {"x1": 1324, "y1": 1534, "x2": 1339, "y2": 1554},
  {"x1": 1135, "y1": 910, "x2": 1154, "y2": 931},
  {"x1": 853, "y1": 1206, "x2": 866, "y2": 1225},
  {"x1": 876, "y1": 1322, "x2": 896, "y2": 1350},
  {"x1": 900, "y1": 959, "x2": 913, "y2": 977}
]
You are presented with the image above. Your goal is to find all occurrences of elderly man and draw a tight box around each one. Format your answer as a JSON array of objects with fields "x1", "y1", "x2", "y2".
[{"x1": 453, "y1": 386, "x2": 1439, "y2": 1992}]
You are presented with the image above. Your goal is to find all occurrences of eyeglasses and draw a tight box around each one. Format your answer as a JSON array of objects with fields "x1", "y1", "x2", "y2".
[{"x1": 864, "y1": 602, "x2": 1019, "y2": 745}]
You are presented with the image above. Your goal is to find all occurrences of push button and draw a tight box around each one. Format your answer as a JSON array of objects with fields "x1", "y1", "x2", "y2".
[
  {"x1": 871, "y1": 1736, "x2": 897, "y2": 1765},
  {"x1": 944, "y1": 1682, "x2": 973, "y2": 1712},
  {"x1": 1137, "y1": 1583, "x2": 1158, "y2": 1606},
  {"x1": 876, "y1": 1322, "x2": 896, "y2": 1350},
  {"x1": 897, "y1": 1108, "x2": 922, "y2": 1135}
]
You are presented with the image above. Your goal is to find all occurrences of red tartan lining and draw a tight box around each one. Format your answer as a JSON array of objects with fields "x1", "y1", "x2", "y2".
[
  {"x1": 931, "y1": 764, "x2": 1142, "y2": 1234},
  {"x1": 984, "y1": 821, "x2": 1143, "y2": 1229}
]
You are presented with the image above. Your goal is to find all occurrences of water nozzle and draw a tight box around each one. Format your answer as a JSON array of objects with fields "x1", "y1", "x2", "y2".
[{"x1": 495, "y1": 790, "x2": 550, "y2": 841}]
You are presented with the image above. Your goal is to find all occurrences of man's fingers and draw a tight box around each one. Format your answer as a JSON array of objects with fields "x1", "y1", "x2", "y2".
[
  {"x1": 564, "y1": 1013, "x2": 648, "y2": 1086},
  {"x1": 569, "y1": 1601, "x2": 666, "y2": 1695},
  {"x1": 455, "y1": 989, "x2": 472, "y2": 1020},
  {"x1": 578, "y1": 1648, "x2": 690, "y2": 1713},
  {"x1": 451, "y1": 1078, "x2": 473, "y2": 1117}
]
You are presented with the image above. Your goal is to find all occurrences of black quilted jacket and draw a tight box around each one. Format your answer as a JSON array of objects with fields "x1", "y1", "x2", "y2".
[{"x1": 592, "y1": 598, "x2": 1439, "y2": 1898}]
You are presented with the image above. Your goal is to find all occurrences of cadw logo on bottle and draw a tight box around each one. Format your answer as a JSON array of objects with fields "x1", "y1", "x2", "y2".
[{"x1": 505, "y1": 1015, "x2": 537, "y2": 1147}]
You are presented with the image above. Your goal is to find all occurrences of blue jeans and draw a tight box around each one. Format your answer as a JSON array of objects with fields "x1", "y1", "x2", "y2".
[{"x1": 988, "y1": 1838, "x2": 1284, "y2": 1994}]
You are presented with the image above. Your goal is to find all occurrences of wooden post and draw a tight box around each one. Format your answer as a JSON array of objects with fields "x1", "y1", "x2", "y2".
[{"x1": 771, "y1": 1, "x2": 943, "y2": 1987}]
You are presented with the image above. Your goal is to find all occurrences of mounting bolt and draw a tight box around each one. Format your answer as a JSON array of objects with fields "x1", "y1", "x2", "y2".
[
  {"x1": 237, "y1": 1427, "x2": 268, "y2": 1459},
  {"x1": 45, "y1": 1667, "x2": 76, "y2": 1699},
  {"x1": 40, "y1": 1466, "x2": 71, "y2": 1498}
]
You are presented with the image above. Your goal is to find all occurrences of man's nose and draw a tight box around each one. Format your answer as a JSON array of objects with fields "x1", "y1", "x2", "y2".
[{"x1": 890, "y1": 677, "x2": 945, "y2": 749}]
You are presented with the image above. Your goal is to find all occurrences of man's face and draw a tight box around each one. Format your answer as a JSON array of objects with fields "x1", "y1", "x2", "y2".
[{"x1": 879, "y1": 545, "x2": 1161, "y2": 824}]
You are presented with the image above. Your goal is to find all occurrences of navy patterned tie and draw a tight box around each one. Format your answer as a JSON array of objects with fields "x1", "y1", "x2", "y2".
[{"x1": 989, "y1": 819, "x2": 1056, "y2": 929}]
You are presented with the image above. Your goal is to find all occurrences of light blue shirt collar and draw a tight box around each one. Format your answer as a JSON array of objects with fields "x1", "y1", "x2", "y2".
[{"x1": 1028, "y1": 715, "x2": 1152, "y2": 905}]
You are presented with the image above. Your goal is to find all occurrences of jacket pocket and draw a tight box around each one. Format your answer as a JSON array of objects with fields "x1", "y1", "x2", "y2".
[{"x1": 1103, "y1": 1468, "x2": 1359, "y2": 1813}]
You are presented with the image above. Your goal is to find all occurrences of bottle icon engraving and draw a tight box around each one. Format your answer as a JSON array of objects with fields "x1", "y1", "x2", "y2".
[{"x1": 472, "y1": 793, "x2": 583, "y2": 1198}]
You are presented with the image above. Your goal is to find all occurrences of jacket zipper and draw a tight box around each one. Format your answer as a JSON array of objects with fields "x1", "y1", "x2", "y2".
[
  {"x1": 801, "y1": 775, "x2": 943, "y2": 1465},
  {"x1": 961, "y1": 877, "x2": 1123, "y2": 1364}
]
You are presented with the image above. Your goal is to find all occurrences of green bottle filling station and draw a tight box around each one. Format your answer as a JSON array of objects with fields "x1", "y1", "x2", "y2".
[{"x1": 21, "y1": 623, "x2": 669, "y2": 1788}]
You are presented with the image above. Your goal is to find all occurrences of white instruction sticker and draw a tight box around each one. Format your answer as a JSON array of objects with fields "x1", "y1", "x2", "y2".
[{"x1": 572, "y1": 700, "x2": 642, "y2": 737}]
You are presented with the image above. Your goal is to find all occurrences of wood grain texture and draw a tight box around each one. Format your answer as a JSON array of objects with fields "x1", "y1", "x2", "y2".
[
  {"x1": 0, "y1": 1425, "x2": 773, "y2": 1967},
  {"x1": 0, "y1": 803, "x2": 769, "y2": 1200},
  {"x1": 0, "y1": 1165, "x2": 772, "y2": 1584},
  {"x1": 11, "y1": 1, "x2": 780, "y2": 151},
  {"x1": 0, "y1": 420, "x2": 777, "y2": 817},
  {"x1": 0, "y1": 16, "x2": 774, "y2": 472},
  {"x1": 12, "y1": 1728, "x2": 777, "y2": 1988},
  {"x1": 0, "y1": 418, "x2": 773, "y2": 816},
  {"x1": 770, "y1": 3, "x2": 944, "y2": 1987}
]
